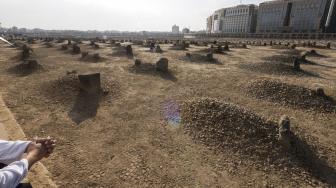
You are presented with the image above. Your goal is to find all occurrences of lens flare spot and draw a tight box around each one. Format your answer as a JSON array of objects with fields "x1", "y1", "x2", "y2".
[{"x1": 162, "y1": 100, "x2": 181, "y2": 128}]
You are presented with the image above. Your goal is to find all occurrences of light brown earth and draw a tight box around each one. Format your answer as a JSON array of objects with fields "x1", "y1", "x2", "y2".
[
  {"x1": 0, "y1": 93, "x2": 57, "y2": 188},
  {"x1": 0, "y1": 40, "x2": 335, "y2": 187}
]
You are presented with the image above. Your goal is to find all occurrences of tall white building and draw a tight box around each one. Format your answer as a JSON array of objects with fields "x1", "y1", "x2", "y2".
[
  {"x1": 212, "y1": 8, "x2": 225, "y2": 33},
  {"x1": 206, "y1": 16, "x2": 213, "y2": 33},
  {"x1": 221, "y1": 5, "x2": 258, "y2": 33},
  {"x1": 172, "y1": 25, "x2": 180, "y2": 34},
  {"x1": 209, "y1": 5, "x2": 258, "y2": 33}
]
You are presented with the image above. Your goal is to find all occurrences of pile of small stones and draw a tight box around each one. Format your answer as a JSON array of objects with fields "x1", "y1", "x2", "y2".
[
  {"x1": 180, "y1": 98, "x2": 329, "y2": 186},
  {"x1": 246, "y1": 79, "x2": 336, "y2": 113},
  {"x1": 210, "y1": 45, "x2": 227, "y2": 54},
  {"x1": 171, "y1": 42, "x2": 188, "y2": 50},
  {"x1": 129, "y1": 58, "x2": 169, "y2": 73},
  {"x1": 181, "y1": 98, "x2": 281, "y2": 161},
  {"x1": 42, "y1": 73, "x2": 120, "y2": 105},
  {"x1": 184, "y1": 53, "x2": 218, "y2": 63},
  {"x1": 266, "y1": 49, "x2": 302, "y2": 64}
]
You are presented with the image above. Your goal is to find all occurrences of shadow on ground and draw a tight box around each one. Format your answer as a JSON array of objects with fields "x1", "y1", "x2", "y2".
[
  {"x1": 290, "y1": 135, "x2": 336, "y2": 187},
  {"x1": 6, "y1": 62, "x2": 43, "y2": 77},
  {"x1": 127, "y1": 63, "x2": 177, "y2": 82},
  {"x1": 238, "y1": 62, "x2": 322, "y2": 78},
  {"x1": 246, "y1": 79, "x2": 336, "y2": 113},
  {"x1": 181, "y1": 54, "x2": 223, "y2": 65},
  {"x1": 68, "y1": 91, "x2": 100, "y2": 124}
]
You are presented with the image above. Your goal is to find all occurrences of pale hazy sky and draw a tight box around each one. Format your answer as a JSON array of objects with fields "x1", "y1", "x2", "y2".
[{"x1": 0, "y1": 0, "x2": 265, "y2": 31}]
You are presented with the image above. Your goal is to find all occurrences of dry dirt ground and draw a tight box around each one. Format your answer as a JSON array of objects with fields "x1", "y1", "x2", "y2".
[{"x1": 0, "y1": 40, "x2": 335, "y2": 187}]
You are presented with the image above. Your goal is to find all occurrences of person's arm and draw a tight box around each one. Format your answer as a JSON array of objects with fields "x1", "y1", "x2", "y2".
[
  {"x1": 0, "y1": 140, "x2": 31, "y2": 165},
  {"x1": 0, "y1": 140, "x2": 51, "y2": 188},
  {"x1": 0, "y1": 159, "x2": 29, "y2": 188}
]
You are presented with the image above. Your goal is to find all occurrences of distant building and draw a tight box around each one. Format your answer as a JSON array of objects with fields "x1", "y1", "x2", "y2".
[
  {"x1": 221, "y1": 4, "x2": 258, "y2": 33},
  {"x1": 172, "y1": 25, "x2": 180, "y2": 34},
  {"x1": 212, "y1": 8, "x2": 225, "y2": 33},
  {"x1": 325, "y1": 0, "x2": 336, "y2": 32},
  {"x1": 182, "y1": 28, "x2": 190, "y2": 33},
  {"x1": 257, "y1": 0, "x2": 336, "y2": 33},
  {"x1": 290, "y1": 0, "x2": 331, "y2": 33},
  {"x1": 256, "y1": 0, "x2": 291, "y2": 33},
  {"x1": 208, "y1": 4, "x2": 258, "y2": 33},
  {"x1": 206, "y1": 16, "x2": 213, "y2": 33}
]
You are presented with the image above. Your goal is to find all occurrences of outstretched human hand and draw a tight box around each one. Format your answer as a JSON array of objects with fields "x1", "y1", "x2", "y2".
[
  {"x1": 26, "y1": 137, "x2": 56, "y2": 158},
  {"x1": 23, "y1": 142, "x2": 49, "y2": 169}
]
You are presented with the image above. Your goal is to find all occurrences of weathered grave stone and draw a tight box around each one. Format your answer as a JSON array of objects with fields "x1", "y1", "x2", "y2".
[{"x1": 156, "y1": 58, "x2": 168, "y2": 72}]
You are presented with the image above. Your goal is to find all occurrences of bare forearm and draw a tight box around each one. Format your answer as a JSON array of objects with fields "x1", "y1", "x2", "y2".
[{"x1": 23, "y1": 154, "x2": 40, "y2": 170}]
